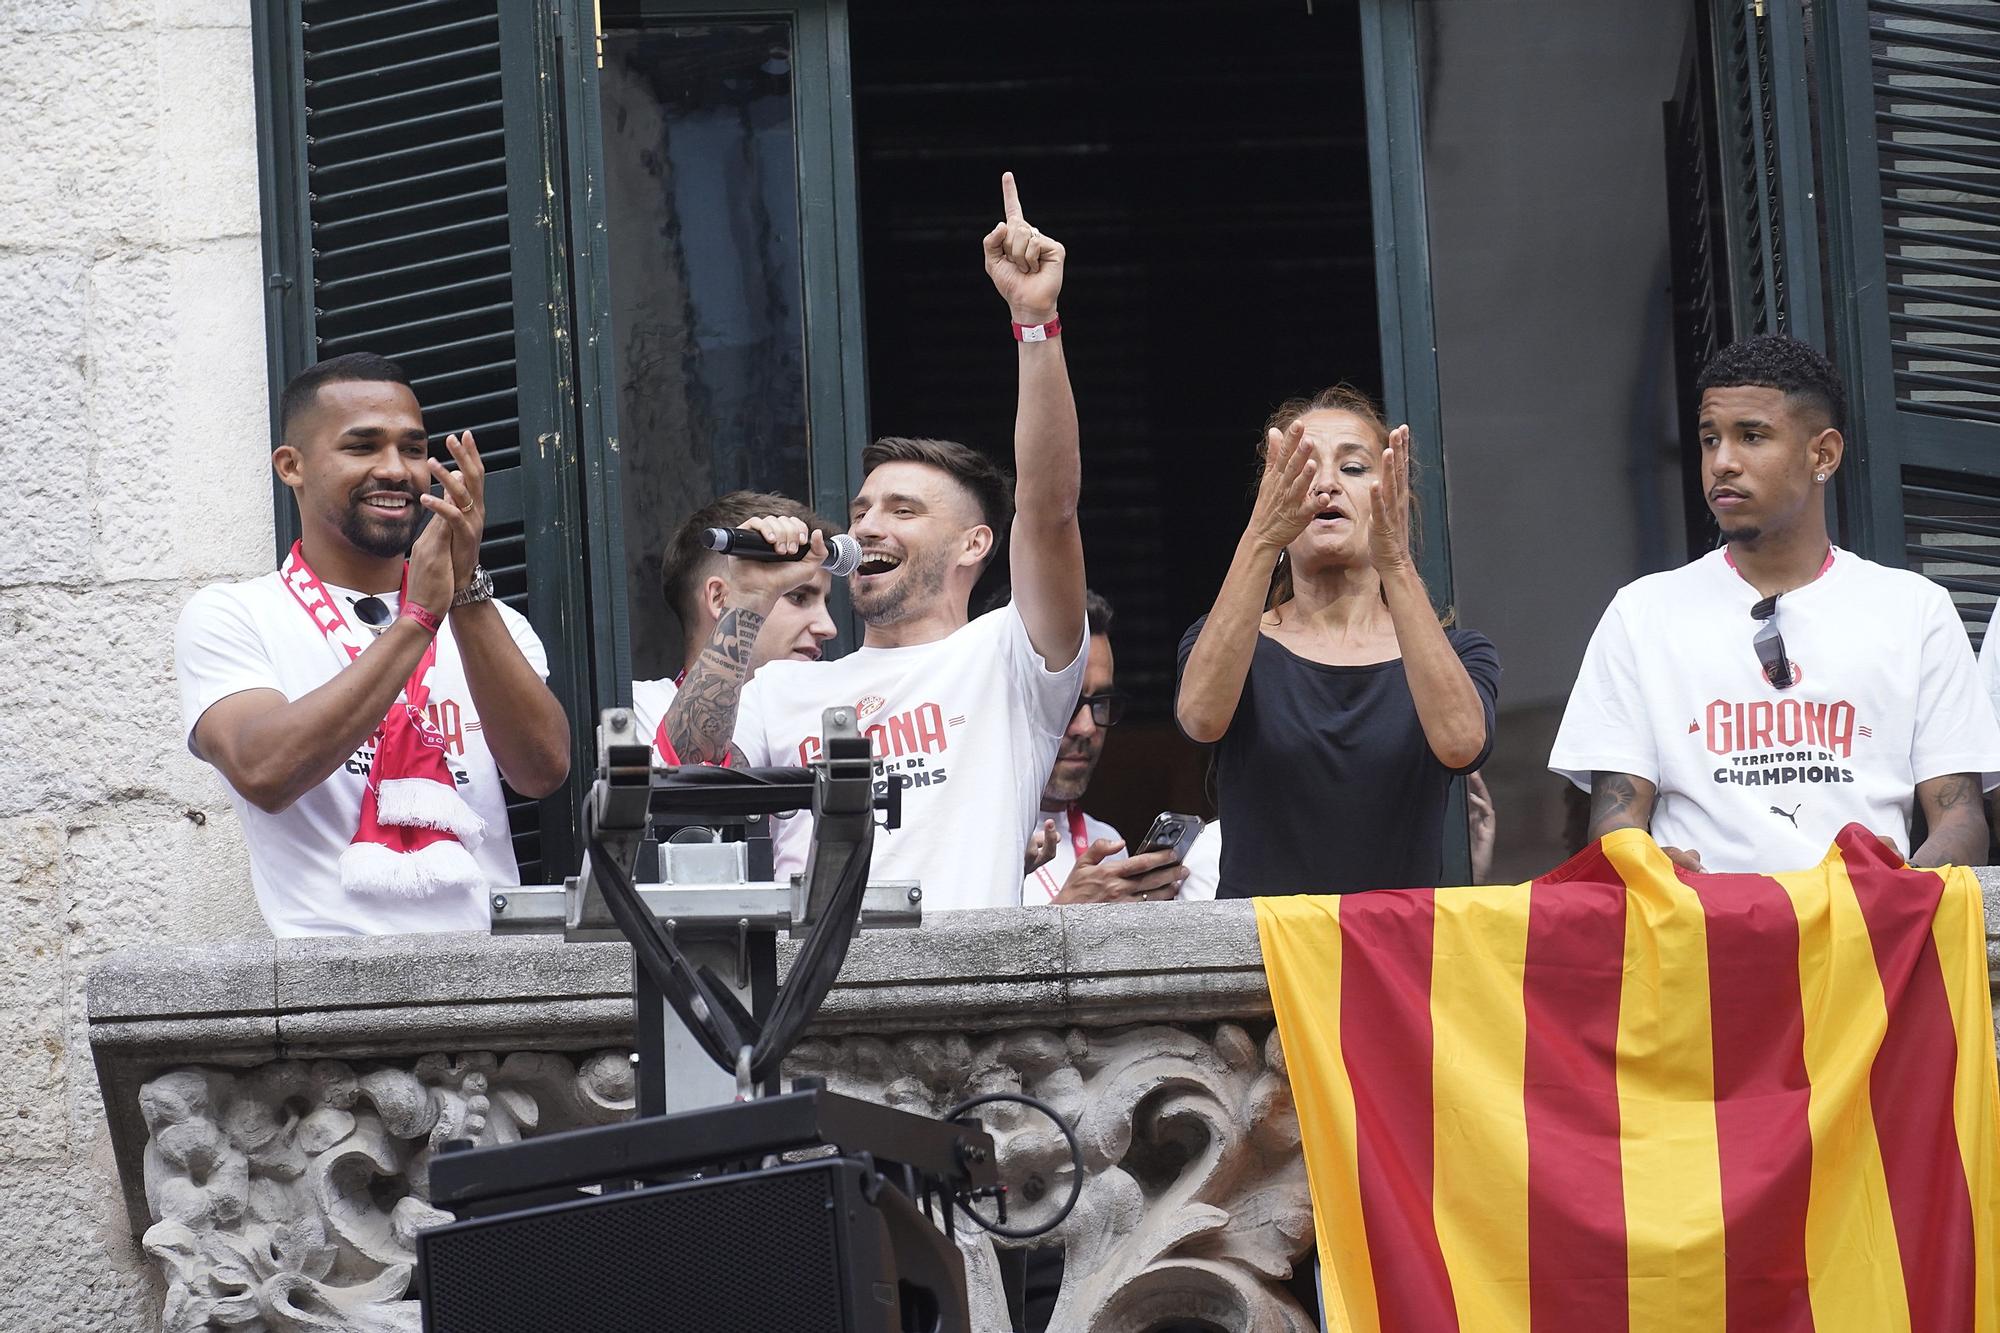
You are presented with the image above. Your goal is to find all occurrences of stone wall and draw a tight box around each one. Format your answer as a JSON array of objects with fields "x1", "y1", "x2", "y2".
[{"x1": 0, "y1": 4, "x2": 273, "y2": 1328}]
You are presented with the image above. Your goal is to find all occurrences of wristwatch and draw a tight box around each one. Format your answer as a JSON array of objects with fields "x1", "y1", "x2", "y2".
[{"x1": 451, "y1": 565, "x2": 495, "y2": 609}]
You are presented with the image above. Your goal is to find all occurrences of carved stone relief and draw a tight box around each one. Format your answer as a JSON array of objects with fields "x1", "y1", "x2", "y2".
[
  {"x1": 139, "y1": 1052, "x2": 636, "y2": 1333},
  {"x1": 135, "y1": 1024, "x2": 1312, "y2": 1333},
  {"x1": 788, "y1": 1022, "x2": 1315, "y2": 1333}
]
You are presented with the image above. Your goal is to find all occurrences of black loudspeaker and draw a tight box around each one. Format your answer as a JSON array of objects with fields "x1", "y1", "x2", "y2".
[{"x1": 417, "y1": 1156, "x2": 966, "y2": 1333}]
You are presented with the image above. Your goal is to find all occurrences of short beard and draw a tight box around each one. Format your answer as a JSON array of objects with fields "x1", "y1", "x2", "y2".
[
  {"x1": 338, "y1": 490, "x2": 421, "y2": 559},
  {"x1": 1719, "y1": 520, "x2": 1763, "y2": 547},
  {"x1": 852, "y1": 545, "x2": 952, "y2": 626},
  {"x1": 1041, "y1": 747, "x2": 1099, "y2": 805}
]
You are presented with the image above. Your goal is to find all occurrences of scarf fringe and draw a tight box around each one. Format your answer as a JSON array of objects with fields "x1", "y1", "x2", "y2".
[
  {"x1": 339, "y1": 839, "x2": 485, "y2": 900},
  {"x1": 375, "y1": 777, "x2": 487, "y2": 848}
]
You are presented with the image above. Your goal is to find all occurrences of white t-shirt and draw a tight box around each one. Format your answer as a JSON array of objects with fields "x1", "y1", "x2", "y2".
[
  {"x1": 1978, "y1": 623, "x2": 2000, "y2": 723},
  {"x1": 1179, "y1": 820, "x2": 1221, "y2": 901},
  {"x1": 733, "y1": 604, "x2": 1089, "y2": 912},
  {"x1": 1021, "y1": 805, "x2": 1125, "y2": 904},
  {"x1": 175, "y1": 572, "x2": 550, "y2": 937},
  {"x1": 1550, "y1": 547, "x2": 2000, "y2": 873},
  {"x1": 631, "y1": 676, "x2": 680, "y2": 761}
]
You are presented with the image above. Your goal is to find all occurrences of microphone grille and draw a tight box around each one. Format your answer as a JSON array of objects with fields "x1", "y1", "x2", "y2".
[{"x1": 824, "y1": 532, "x2": 863, "y2": 577}]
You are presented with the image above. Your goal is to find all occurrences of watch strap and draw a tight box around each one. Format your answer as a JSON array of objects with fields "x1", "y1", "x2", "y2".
[{"x1": 450, "y1": 567, "x2": 494, "y2": 608}]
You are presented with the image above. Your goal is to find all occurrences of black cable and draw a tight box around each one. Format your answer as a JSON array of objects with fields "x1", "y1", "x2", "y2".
[
  {"x1": 749, "y1": 815, "x2": 873, "y2": 1081},
  {"x1": 591, "y1": 770, "x2": 878, "y2": 1085},
  {"x1": 587, "y1": 832, "x2": 747, "y2": 1070},
  {"x1": 943, "y1": 1092, "x2": 1084, "y2": 1240}
]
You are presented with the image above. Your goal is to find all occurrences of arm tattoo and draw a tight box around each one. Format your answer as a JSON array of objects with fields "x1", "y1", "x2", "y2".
[
  {"x1": 1913, "y1": 773, "x2": 1988, "y2": 867},
  {"x1": 1587, "y1": 772, "x2": 1653, "y2": 841},
  {"x1": 663, "y1": 606, "x2": 764, "y2": 765}
]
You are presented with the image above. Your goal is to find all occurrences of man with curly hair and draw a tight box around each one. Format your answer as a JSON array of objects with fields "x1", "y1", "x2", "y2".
[{"x1": 1551, "y1": 334, "x2": 2000, "y2": 872}]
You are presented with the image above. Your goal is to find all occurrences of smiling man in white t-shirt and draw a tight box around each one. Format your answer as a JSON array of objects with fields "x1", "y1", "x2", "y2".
[
  {"x1": 1551, "y1": 334, "x2": 2000, "y2": 873},
  {"x1": 175, "y1": 354, "x2": 572, "y2": 936},
  {"x1": 661, "y1": 173, "x2": 1090, "y2": 911}
]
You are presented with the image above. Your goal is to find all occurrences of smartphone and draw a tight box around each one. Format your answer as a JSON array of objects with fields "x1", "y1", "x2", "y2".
[{"x1": 1134, "y1": 811, "x2": 1204, "y2": 863}]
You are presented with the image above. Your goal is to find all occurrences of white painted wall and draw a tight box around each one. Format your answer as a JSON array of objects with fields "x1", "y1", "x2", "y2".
[{"x1": 0, "y1": 3, "x2": 271, "y2": 1326}]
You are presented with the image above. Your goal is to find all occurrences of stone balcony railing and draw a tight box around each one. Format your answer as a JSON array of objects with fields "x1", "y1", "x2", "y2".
[{"x1": 89, "y1": 887, "x2": 2000, "y2": 1333}]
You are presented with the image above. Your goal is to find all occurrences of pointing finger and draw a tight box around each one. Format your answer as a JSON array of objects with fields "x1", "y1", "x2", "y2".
[{"x1": 1001, "y1": 171, "x2": 1024, "y2": 225}]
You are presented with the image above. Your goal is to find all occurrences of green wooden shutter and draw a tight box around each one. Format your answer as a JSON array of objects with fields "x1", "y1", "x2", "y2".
[
  {"x1": 1360, "y1": 0, "x2": 1465, "y2": 880},
  {"x1": 1712, "y1": 0, "x2": 1825, "y2": 344},
  {"x1": 1820, "y1": 0, "x2": 2000, "y2": 643},
  {"x1": 253, "y1": 0, "x2": 623, "y2": 883}
]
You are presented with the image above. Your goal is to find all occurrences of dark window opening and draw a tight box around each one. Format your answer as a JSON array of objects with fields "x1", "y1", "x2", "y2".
[{"x1": 850, "y1": 0, "x2": 1381, "y2": 838}]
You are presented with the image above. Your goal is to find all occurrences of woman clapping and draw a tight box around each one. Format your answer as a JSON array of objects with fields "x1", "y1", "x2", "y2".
[{"x1": 1175, "y1": 387, "x2": 1499, "y2": 897}]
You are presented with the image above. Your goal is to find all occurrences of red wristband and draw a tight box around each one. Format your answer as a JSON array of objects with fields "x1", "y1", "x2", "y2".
[
  {"x1": 1012, "y1": 315, "x2": 1062, "y2": 343},
  {"x1": 399, "y1": 601, "x2": 442, "y2": 635}
]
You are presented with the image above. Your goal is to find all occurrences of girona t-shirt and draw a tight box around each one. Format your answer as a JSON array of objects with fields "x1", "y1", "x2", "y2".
[
  {"x1": 1550, "y1": 546, "x2": 2000, "y2": 873},
  {"x1": 732, "y1": 604, "x2": 1089, "y2": 912},
  {"x1": 175, "y1": 572, "x2": 549, "y2": 937}
]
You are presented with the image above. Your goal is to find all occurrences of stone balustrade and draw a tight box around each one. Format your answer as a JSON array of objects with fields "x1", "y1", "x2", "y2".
[{"x1": 88, "y1": 885, "x2": 2000, "y2": 1333}]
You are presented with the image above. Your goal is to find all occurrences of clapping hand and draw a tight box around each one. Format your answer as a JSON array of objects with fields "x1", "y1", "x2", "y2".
[
  {"x1": 1248, "y1": 421, "x2": 1318, "y2": 553},
  {"x1": 420, "y1": 430, "x2": 487, "y2": 595},
  {"x1": 983, "y1": 172, "x2": 1064, "y2": 324},
  {"x1": 1367, "y1": 424, "x2": 1416, "y2": 575}
]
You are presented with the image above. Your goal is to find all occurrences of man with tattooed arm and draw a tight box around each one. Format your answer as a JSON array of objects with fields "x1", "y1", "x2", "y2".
[
  {"x1": 1551, "y1": 335, "x2": 2000, "y2": 872},
  {"x1": 660, "y1": 172, "x2": 1090, "y2": 911}
]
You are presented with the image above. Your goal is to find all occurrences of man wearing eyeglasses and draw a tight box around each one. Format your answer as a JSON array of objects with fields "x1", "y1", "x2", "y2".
[
  {"x1": 1550, "y1": 334, "x2": 2000, "y2": 873},
  {"x1": 1023, "y1": 592, "x2": 1190, "y2": 903}
]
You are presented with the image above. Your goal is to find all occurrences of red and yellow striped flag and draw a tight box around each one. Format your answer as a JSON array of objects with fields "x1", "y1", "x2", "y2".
[{"x1": 1255, "y1": 824, "x2": 2000, "y2": 1333}]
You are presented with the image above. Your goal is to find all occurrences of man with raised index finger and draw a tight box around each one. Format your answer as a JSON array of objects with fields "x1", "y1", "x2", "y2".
[
  {"x1": 174, "y1": 354, "x2": 572, "y2": 936},
  {"x1": 663, "y1": 172, "x2": 1091, "y2": 911}
]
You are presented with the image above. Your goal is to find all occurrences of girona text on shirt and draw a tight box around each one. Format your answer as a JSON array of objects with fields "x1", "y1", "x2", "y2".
[
  {"x1": 794, "y1": 700, "x2": 952, "y2": 794},
  {"x1": 1703, "y1": 696, "x2": 1862, "y2": 787}
]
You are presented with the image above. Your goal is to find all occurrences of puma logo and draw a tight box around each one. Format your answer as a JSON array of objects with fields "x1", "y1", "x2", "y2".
[{"x1": 1770, "y1": 803, "x2": 1801, "y2": 828}]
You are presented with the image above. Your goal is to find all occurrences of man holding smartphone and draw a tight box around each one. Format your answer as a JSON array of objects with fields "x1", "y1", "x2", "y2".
[
  {"x1": 1024, "y1": 591, "x2": 1190, "y2": 903},
  {"x1": 174, "y1": 354, "x2": 571, "y2": 936}
]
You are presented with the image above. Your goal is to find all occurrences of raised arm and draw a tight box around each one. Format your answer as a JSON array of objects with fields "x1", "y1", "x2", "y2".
[
  {"x1": 1369, "y1": 426, "x2": 1489, "y2": 770},
  {"x1": 193, "y1": 517, "x2": 458, "y2": 814},
  {"x1": 662, "y1": 517, "x2": 828, "y2": 765},
  {"x1": 1175, "y1": 423, "x2": 1315, "y2": 742},
  {"x1": 985, "y1": 172, "x2": 1086, "y2": 669},
  {"x1": 427, "y1": 430, "x2": 570, "y2": 797},
  {"x1": 1911, "y1": 772, "x2": 1988, "y2": 867}
]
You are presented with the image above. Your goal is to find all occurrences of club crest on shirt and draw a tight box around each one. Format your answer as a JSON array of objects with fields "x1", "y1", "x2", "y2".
[{"x1": 856, "y1": 694, "x2": 887, "y2": 719}]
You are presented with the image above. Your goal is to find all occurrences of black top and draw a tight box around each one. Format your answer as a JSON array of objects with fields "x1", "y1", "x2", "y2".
[{"x1": 1177, "y1": 618, "x2": 1501, "y2": 897}]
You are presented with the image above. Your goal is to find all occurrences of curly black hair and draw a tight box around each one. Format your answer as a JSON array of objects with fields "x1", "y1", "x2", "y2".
[{"x1": 1695, "y1": 334, "x2": 1846, "y2": 431}]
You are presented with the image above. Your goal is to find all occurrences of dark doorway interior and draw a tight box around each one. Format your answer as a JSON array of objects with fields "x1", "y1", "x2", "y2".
[{"x1": 850, "y1": 0, "x2": 1381, "y2": 840}]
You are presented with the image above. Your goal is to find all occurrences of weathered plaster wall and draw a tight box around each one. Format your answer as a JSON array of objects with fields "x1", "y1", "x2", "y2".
[{"x1": 0, "y1": 3, "x2": 271, "y2": 1327}]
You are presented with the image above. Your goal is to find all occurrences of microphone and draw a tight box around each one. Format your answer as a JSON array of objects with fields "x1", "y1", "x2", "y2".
[{"x1": 700, "y1": 527, "x2": 864, "y2": 577}]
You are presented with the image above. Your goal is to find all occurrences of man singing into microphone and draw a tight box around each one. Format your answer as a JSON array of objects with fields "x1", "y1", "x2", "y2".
[
  {"x1": 662, "y1": 173, "x2": 1091, "y2": 911},
  {"x1": 632, "y1": 492, "x2": 843, "y2": 763}
]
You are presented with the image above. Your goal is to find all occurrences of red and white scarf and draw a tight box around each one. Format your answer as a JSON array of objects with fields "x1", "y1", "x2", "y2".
[{"x1": 281, "y1": 542, "x2": 487, "y2": 899}]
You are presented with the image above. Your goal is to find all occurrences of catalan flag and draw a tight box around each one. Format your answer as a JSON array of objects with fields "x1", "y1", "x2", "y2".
[{"x1": 1255, "y1": 824, "x2": 2000, "y2": 1333}]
